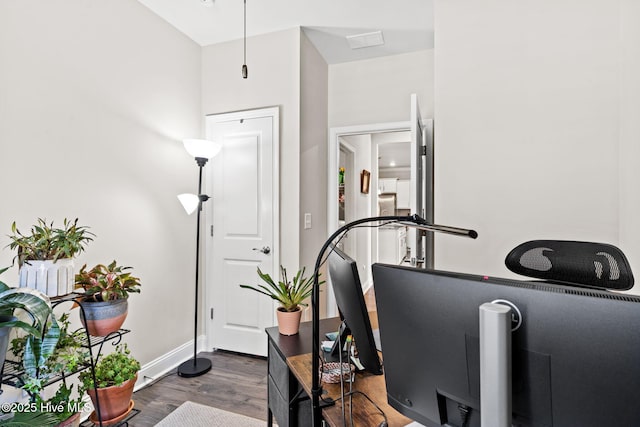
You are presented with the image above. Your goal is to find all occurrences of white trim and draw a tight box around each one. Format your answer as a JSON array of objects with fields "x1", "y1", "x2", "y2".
[{"x1": 134, "y1": 334, "x2": 209, "y2": 391}]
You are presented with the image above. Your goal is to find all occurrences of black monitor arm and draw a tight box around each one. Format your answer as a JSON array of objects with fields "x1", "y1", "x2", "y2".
[{"x1": 310, "y1": 214, "x2": 478, "y2": 426}]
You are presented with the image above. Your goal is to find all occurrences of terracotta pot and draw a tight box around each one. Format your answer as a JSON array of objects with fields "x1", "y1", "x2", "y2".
[
  {"x1": 86, "y1": 374, "x2": 137, "y2": 422},
  {"x1": 79, "y1": 298, "x2": 128, "y2": 336},
  {"x1": 55, "y1": 412, "x2": 80, "y2": 427},
  {"x1": 276, "y1": 307, "x2": 303, "y2": 335}
]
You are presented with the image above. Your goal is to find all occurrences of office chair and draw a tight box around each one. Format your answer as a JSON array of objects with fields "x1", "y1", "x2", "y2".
[{"x1": 505, "y1": 240, "x2": 634, "y2": 291}]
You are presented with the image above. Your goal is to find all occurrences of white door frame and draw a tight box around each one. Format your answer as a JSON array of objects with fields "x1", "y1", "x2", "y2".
[
  {"x1": 338, "y1": 139, "x2": 356, "y2": 257},
  {"x1": 204, "y1": 106, "x2": 280, "y2": 350},
  {"x1": 327, "y1": 121, "x2": 410, "y2": 317}
]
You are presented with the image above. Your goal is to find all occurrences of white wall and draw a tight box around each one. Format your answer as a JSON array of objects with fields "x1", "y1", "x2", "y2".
[
  {"x1": 201, "y1": 28, "x2": 301, "y2": 273},
  {"x1": 0, "y1": 1, "x2": 203, "y2": 362},
  {"x1": 618, "y1": 0, "x2": 640, "y2": 292},
  {"x1": 329, "y1": 50, "x2": 434, "y2": 127},
  {"x1": 434, "y1": 0, "x2": 640, "y2": 294},
  {"x1": 300, "y1": 31, "x2": 329, "y2": 317}
]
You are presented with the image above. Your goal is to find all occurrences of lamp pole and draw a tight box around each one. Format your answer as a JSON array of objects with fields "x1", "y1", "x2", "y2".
[
  {"x1": 178, "y1": 156, "x2": 213, "y2": 377},
  {"x1": 310, "y1": 214, "x2": 478, "y2": 425}
]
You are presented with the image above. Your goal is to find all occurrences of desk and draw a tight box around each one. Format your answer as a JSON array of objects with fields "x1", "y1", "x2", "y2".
[{"x1": 266, "y1": 317, "x2": 412, "y2": 427}]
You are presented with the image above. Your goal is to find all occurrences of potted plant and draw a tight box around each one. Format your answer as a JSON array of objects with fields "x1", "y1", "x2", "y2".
[
  {"x1": 0, "y1": 266, "x2": 53, "y2": 382},
  {"x1": 240, "y1": 266, "x2": 321, "y2": 335},
  {"x1": 7, "y1": 218, "x2": 94, "y2": 297},
  {"x1": 9, "y1": 312, "x2": 88, "y2": 427},
  {"x1": 74, "y1": 260, "x2": 141, "y2": 336},
  {"x1": 79, "y1": 343, "x2": 140, "y2": 424},
  {"x1": 47, "y1": 384, "x2": 85, "y2": 427}
]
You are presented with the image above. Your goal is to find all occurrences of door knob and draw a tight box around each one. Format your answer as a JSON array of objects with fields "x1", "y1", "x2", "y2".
[{"x1": 252, "y1": 246, "x2": 271, "y2": 254}]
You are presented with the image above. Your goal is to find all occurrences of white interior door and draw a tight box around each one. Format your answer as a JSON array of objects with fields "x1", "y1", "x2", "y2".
[
  {"x1": 205, "y1": 107, "x2": 279, "y2": 357},
  {"x1": 409, "y1": 94, "x2": 434, "y2": 268}
]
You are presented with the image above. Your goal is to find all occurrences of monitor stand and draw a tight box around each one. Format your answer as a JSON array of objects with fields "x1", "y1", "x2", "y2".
[
  {"x1": 479, "y1": 302, "x2": 513, "y2": 427},
  {"x1": 329, "y1": 320, "x2": 351, "y2": 358}
]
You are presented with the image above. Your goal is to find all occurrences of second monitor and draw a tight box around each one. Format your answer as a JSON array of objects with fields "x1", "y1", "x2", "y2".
[{"x1": 327, "y1": 246, "x2": 383, "y2": 375}]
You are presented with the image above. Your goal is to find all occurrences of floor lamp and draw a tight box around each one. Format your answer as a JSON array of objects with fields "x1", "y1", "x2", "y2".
[{"x1": 177, "y1": 138, "x2": 222, "y2": 378}]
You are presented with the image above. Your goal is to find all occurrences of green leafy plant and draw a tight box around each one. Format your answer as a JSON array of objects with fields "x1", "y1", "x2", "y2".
[
  {"x1": 240, "y1": 266, "x2": 322, "y2": 312},
  {"x1": 11, "y1": 313, "x2": 88, "y2": 381},
  {"x1": 47, "y1": 383, "x2": 84, "y2": 422},
  {"x1": 74, "y1": 260, "x2": 141, "y2": 302},
  {"x1": 7, "y1": 218, "x2": 94, "y2": 267},
  {"x1": 0, "y1": 384, "x2": 81, "y2": 426},
  {"x1": 11, "y1": 313, "x2": 89, "y2": 422},
  {"x1": 9, "y1": 312, "x2": 87, "y2": 424},
  {"x1": 79, "y1": 343, "x2": 140, "y2": 392},
  {"x1": 0, "y1": 267, "x2": 52, "y2": 336},
  {"x1": 0, "y1": 411, "x2": 60, "y2": 426}
]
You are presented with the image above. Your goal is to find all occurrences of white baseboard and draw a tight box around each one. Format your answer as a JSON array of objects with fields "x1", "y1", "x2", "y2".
[
  {"x1": 5, "y1": 336, "x2": 209, "y2": 424},
  {"x1": 362, "y1": 278, "x2": 374, "y2": 294},
  {"x1": 134, "y1": 334, "x2": 208, "y2": 392}
]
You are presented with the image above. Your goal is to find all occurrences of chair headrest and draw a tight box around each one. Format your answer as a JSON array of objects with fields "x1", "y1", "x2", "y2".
[{"x1": 505, "y1": 240, "x2": 634, "y2": 291}]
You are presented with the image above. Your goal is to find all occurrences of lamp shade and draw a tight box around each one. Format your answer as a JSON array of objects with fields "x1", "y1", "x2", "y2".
[
  {"x1": 183, "y1": 139, "x2": 222, "y2": 160},
  {"x1": 178, "y1": 193, "x2": 200, "y2": 215}
]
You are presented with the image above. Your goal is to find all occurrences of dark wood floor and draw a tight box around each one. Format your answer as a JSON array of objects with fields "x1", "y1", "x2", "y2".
[
  {"x1": 130, "y1": 291, "x2": 376, "y2": 425},
  {"x1": 131, "y1": 350, "x2": 268, "y2": 426}
]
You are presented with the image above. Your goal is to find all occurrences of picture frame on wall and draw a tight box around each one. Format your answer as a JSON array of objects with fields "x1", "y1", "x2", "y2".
[{"x1": 360, "y1": 170, "x2": 370, "y2": 194}]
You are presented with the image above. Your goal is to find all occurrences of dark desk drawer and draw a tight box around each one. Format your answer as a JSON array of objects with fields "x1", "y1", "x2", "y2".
[
  {"x1": 266, "y1": 319, "x2": 340, "y2": 426},
  {"x1": 268, "y1": 375, "x2": 311, "y2": 426},
  {"x1": 268, "y1": 339, "x2": 311, "y2": 426},
  {"x1": 268, "y1": 339, "x2": 289, "y2": 397}
]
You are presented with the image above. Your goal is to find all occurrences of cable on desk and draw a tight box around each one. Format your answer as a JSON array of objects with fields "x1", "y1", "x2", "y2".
[
  {"x1": 338, "y1": 331, "x2": 347, "y2": 426},
  {"x1": 327, "y1": 338, "x2": 386, "y2": 427},
  {"x1": 348, "y1": 390, "x2": 388, "y2": 427}
]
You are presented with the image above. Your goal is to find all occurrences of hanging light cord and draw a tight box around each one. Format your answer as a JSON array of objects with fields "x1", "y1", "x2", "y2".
[{"x1": 242, "y1": 0, "x2": 248, "y2": 78}]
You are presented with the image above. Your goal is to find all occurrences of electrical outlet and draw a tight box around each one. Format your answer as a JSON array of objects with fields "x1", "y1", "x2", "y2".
[{"x1": 304, "y1": 213, "x2": 312, "y2": 229}]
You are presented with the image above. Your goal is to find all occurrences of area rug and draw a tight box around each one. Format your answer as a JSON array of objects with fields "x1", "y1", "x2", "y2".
[{"x1": 155, "y1": 401, "x2": 267, "y2": 427}]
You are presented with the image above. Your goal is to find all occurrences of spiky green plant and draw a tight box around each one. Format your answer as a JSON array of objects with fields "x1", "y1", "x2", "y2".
[
  {"x1": 7, "y1": 218, "x2": 94, "y2": 267},
  {"x1": 10, "y1": 312, "x2": 87, "y2": 423},
  {"x1": 240, "y1": 266, "x2": 322, "y2": 312}
]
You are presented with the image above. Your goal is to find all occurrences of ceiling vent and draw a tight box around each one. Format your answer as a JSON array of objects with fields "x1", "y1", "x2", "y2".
[
  {"x1": 200, "y1": 0, "x2": 213, "y2": 7},
  {"x1": 346, "y1": 31, "x2": 385, "y2": 49}
]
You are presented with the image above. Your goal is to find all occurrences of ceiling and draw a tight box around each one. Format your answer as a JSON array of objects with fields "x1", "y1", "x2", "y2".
[{"x1": 136, "y1": 0, "x2": 434, "y2": 64}]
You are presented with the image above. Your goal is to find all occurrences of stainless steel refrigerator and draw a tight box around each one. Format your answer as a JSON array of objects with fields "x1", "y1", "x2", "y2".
[{"x1": 378, "y1": 193, "x2": 397, "y2": 216}]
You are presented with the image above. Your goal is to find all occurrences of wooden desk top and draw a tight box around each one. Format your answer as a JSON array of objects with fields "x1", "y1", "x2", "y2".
[{"x1": 287, "y1": 351, "x2": 412, "y2": 426}]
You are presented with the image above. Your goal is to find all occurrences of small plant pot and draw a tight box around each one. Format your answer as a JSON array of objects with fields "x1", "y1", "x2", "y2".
[
  {"x1": 19, "y1": 259, "x2": 75, "y2": 297},
  {"x1": 55, "y1": 412, "x2": 80, "y2": 427},
  {"x1": 87, "y1": 374, "x2": 137, "y2": 422},
  {"x1": 79, "y1": 298, "x2": 128, "y2": 336},
  {"x1": 276, "y1": 307, "x2": 303, "y2": 335}
]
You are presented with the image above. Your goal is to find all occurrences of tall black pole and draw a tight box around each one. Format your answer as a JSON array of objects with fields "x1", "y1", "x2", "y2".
[{"x1": 178, "y1": 158, "x2": 213, "y2": 377}]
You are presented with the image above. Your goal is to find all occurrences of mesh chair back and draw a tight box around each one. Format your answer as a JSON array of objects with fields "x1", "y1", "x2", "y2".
[{"x1": 505, "y1": 240, "x2": 634, "y2": 291}]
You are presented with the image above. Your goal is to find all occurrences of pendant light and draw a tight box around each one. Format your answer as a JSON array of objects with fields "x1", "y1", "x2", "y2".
[{"x1": 242, "y1": 0, "x2": 248, "y2": 79}]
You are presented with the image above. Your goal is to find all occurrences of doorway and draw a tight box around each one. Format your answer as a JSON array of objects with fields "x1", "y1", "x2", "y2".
[
  {"x1": 327, "y1": 95, "x2": 433, "y2": 317},
  {"x1": 205, "y1": 107, "x2": 279, "y2": 357},
  {"x1": 328, "y1": 123, "x2": 412, "y2": 318}
]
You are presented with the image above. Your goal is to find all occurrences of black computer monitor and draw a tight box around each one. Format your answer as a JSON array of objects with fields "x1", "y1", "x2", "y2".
[
  {"x1": 372, "y1": 263, "x2": 640, "y2": 427},
  {"x1": 327, "y1": 246, "x2": 383, "y2": 375}
]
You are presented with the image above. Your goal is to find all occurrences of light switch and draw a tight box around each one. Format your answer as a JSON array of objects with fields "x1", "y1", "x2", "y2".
[{"x1": 304, "y1": 213, "x2": 312, "y2": 229}]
